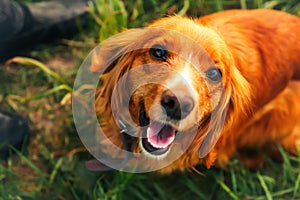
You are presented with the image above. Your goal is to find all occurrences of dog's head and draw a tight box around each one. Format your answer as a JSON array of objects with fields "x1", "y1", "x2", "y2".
[{"x1": 91, "y1": 16, "x2": 251, "y2": 172}]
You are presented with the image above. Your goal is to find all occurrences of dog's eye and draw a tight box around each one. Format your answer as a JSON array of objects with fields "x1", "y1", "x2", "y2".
[
  {"x1": 206, "y1": 68, "x2": 222, "y2": 82},
  {"x1": 149, "y1": 45, "x2": 168, "y2": 61}
]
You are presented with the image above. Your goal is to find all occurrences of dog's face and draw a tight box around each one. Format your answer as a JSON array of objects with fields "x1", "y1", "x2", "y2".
[
  {"x1": 127, "y1": 36, "x2": 224, "y2": 158},
  {"x1": 91, "y1": 17, "x2": 251, "y2": 172}
]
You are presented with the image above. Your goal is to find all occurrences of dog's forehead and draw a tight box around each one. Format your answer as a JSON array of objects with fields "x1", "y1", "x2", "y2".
[
  {"x1": 144, "y1": 28, "x2": 203, "y2": 50},
  {"x1": 141, "y1": 28, "x2": 216, "y2": 69}
]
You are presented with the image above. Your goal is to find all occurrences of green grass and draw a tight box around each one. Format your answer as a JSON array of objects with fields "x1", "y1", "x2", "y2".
[{"x1": 0, "y1": 0, "x2": 300, "y2": 199}]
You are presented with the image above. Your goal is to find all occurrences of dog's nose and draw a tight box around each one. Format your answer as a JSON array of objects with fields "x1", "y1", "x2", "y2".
[{"x1": 161, "y1": 90, "x2": 194, "y2": 120}]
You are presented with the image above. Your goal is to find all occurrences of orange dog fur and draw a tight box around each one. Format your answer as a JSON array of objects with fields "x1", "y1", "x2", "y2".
[{"x1": 91, "y1": 9, "x2": 300, "y2": 173}]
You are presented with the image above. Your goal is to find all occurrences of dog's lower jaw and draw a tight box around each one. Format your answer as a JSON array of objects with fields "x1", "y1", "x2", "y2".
[{"x1": 139, "y1": 139, "x2": 171, "y2": 160}]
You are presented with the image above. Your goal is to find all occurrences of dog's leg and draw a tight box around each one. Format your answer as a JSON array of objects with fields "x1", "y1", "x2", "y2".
[
  {"x1": 233, "y1": 82, "x2": 300, "y2": 168},
  {"x1": 280, "y1": 125, "x2": 300, "y2": 155}
]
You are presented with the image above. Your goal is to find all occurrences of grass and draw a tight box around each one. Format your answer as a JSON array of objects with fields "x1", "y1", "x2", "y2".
[{"x1": 0, "y1": 0, "x2": 300, "y2": 199}]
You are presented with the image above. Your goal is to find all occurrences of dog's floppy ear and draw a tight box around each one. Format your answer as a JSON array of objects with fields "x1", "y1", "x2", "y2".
[
  {"x1": 90, "y1": 28, "x2": 148, "y2": 74},
  {"x1": 199, "y1": 65, "x2": 252, "y2": 159}
]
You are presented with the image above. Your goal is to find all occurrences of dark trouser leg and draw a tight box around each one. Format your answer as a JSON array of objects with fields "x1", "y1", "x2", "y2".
[{"x1": 0, "y1": 0, "x2": 89, "y2": 61}]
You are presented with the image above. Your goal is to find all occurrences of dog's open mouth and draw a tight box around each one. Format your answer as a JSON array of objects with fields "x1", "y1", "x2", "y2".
[
  {"x1": 142, "y1": 121, "x2": 176, "y2": 155},
  {"x1": 139, "y1": 104, "x2": 177, "y2": 156}
]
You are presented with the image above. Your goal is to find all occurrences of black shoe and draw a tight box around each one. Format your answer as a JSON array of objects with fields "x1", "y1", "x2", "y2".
[
  {"x1": 0, "y1": 0, "x2": 91, "y2": 61},
  {"x1": 0, "y1": 110, "x2": 30, "y2": 158}
]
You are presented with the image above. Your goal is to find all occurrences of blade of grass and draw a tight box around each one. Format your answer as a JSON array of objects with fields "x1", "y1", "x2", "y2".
[
  {"x1": 177, "y1": 0, "x2": 190, "y2": 16},
  {"x1": 184, "y1": 177, "x2": 207, "y2": 199},
  {"x1": 214, "y1": 0, "x2": 224, "y2": 11},
  {"x1": 11, "y1": 146, "x2": 48, "y2": 185},
  {"x1": 128, "y1": 186, "x2": 150, "y2": 200},
  {"x1": 60, "y1": 92, "x2": 72, "y2": 105},
  {"x1": 6, "y1": 57, "x2": 70, "y2": 88},
  {"x1": 28, "y1": 85, "x2": 72, "y2": 100},
  {"x1": 240, "y1": 0, "x2": 247, "y2": 9},
  {"x1": 254, "y1": 0, "x2": 264, "y2": 8},
  {"x1": 272, "y1": 188, "x2": 294, "y2": 198},
  {"x1": 153, "y1": 183, "x2": 169, "y2": 200},
  {"x1": 277, "y1": 145, "x2": 294, "y2": 181},
  {"x1": 217, "y1": 179, "x2": 239, "y2": 200},
  {"x1": 49, "y1": 158, "x2": 63, "y2": 185},
  {"x1": 262, "y1": 0, "x2": 282, "y2": 9},
  {"x1": 230, "y1": 167, "x2": 237, "y2": 193},
  {"x1": 40, "y1": 144, "x2": 55, "y2": 165},
  {"x1": 69, "y1": 184, "x2": 81, "y2": 200},
  {"x1": 255, "y1": 187, "x2": 294, "y2": 200},
  {"x1": 293, "y1": 173, "x2": 300, "y2": 198},
  {"x1": 6, "y1": 85, "x2": 71, "y2": 103},
  {"x1": 93, "y1": 177, "x2": 109, "y2": 200},
  {"x1": 256, "y1": 172, "x2": 272, "y2": 200}
]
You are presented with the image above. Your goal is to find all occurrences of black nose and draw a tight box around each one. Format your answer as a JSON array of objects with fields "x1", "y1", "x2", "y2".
[{"x1": 161, "y1": 90, "x2": 194, "y2": 120}]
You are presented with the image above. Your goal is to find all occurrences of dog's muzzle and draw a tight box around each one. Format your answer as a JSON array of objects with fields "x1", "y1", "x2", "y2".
[{"x1": 139, "y1": 102, "x2": 179, "y2": 156}]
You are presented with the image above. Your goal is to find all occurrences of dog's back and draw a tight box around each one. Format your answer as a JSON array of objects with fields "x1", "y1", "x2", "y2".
[
  {"x1": 197, "y1": 9, "x2": 300, "y2": 107},
  {"x1": 196, "y1": 10, "x2": 300, "y2": 167}
]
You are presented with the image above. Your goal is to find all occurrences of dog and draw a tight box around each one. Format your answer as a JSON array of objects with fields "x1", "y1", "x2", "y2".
[{"x1": 87, "y1": 9, "x2": 300, "y2": 173}]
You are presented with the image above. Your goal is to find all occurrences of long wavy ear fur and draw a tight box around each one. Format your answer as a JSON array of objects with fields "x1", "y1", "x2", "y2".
[
  {"x1": 90, "y1": 28, "x2": 147, "y2": 74},
  {"x1": 90, "y1": 28, "x2": 154, "y2": 150},
  {"x1": 91, "y1": 29, "x2": 141, "y2": 122},
  {"x1": 199, "y1": 57, "x2": 252, "y2": 160}
]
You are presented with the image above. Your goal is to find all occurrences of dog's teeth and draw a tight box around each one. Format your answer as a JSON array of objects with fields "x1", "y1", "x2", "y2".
[{"x1": 147, "y1": 138, "x2": 164, "y2": 149}]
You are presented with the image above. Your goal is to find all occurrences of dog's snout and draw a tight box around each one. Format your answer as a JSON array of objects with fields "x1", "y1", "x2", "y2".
[{"x1": 161, "y1": 90, "x2": 194, "y2": 120}]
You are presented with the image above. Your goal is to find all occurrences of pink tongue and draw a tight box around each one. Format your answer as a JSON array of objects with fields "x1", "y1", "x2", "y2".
[{"x1": 147, "y1": 121, "x2": 175, "y2": 149}]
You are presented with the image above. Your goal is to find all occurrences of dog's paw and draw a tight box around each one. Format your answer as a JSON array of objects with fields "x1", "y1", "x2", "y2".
[{"x1": 280, "y1": 126, "x2": 300, "y2": 156}]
